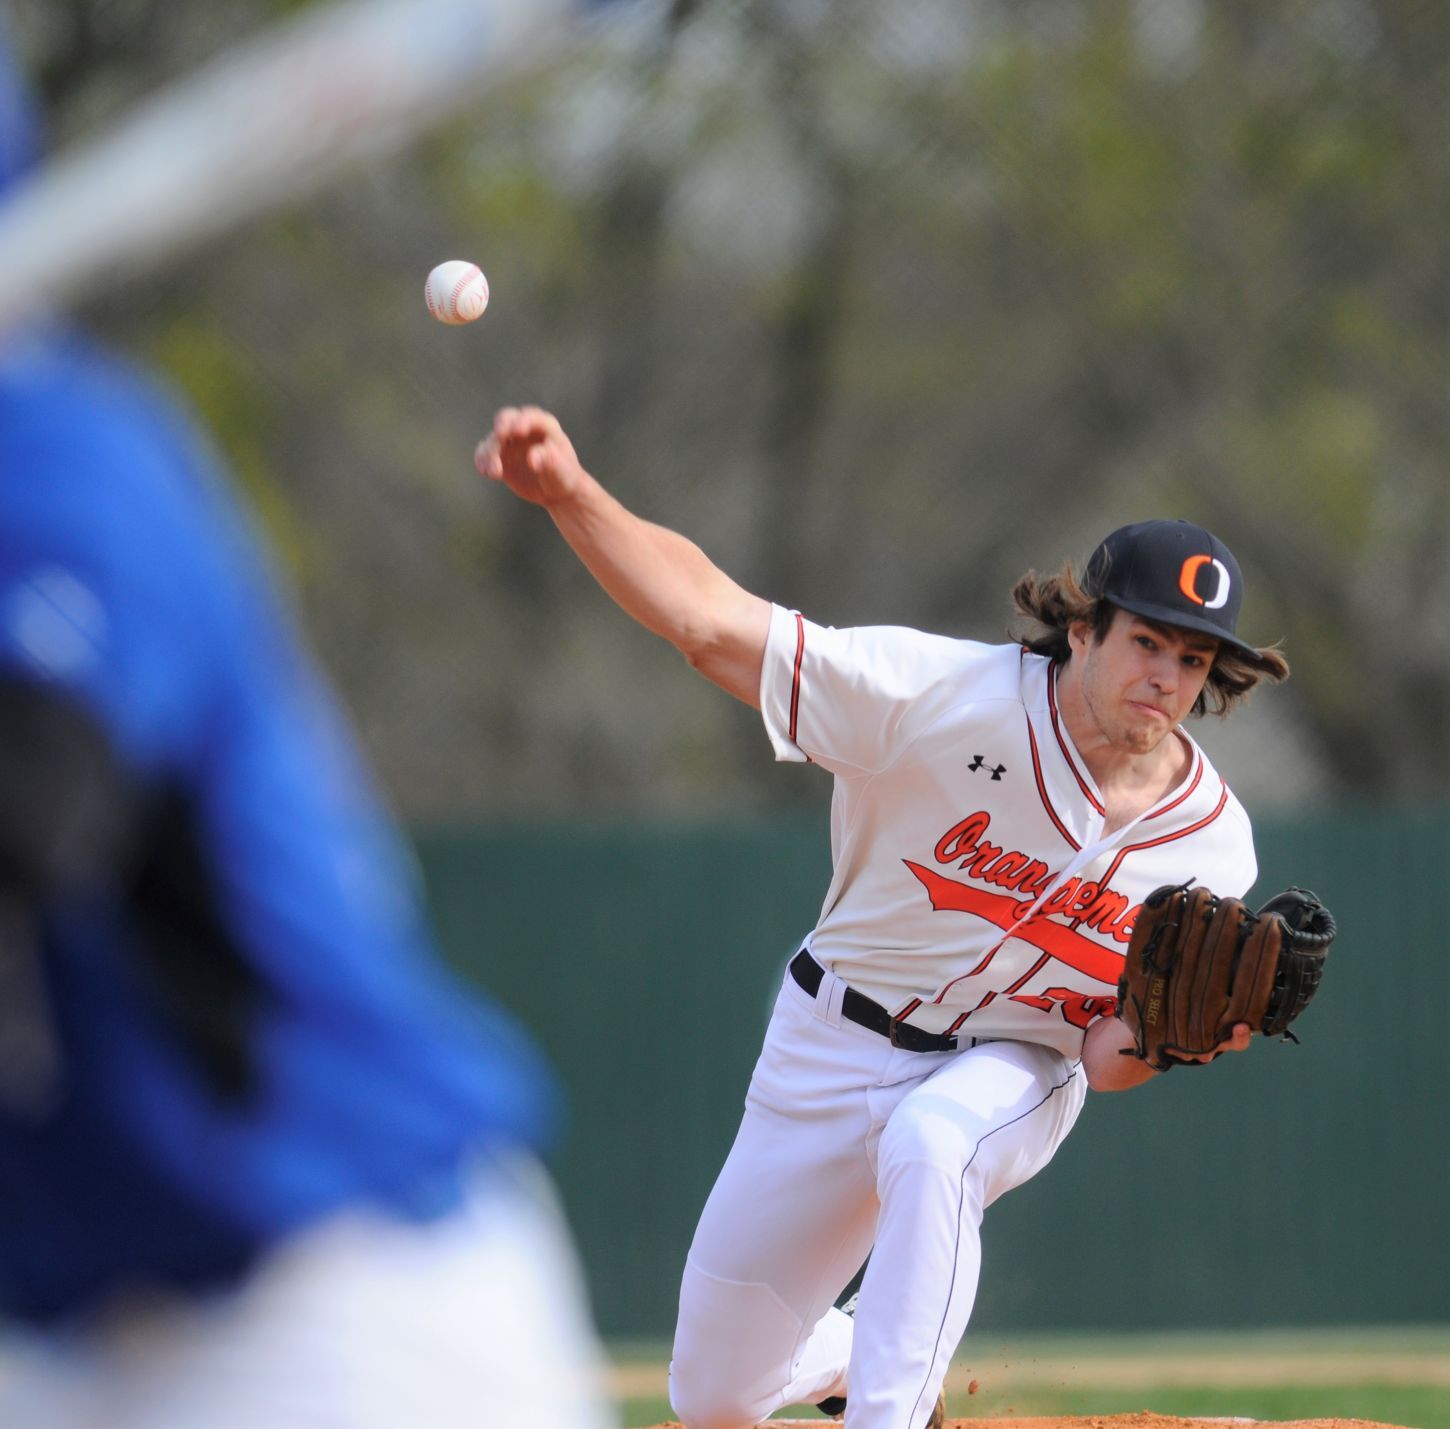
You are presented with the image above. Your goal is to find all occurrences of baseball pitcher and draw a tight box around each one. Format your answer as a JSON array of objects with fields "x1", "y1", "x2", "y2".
[{"x1": 479, "y1": 407, "x2": 1332, "y2": 1429}]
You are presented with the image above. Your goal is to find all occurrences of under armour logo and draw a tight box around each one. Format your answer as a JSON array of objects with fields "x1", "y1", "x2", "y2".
[{"x1": 968, "y1": 755, "x2": 1006, "y2": 781}]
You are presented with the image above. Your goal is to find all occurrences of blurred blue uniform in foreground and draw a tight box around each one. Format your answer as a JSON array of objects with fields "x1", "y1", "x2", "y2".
[
  {"x1": 0, "y1": 323, "x2": 559, "y2": 1318},
  {"x1": 0, "y1": 29, "x2": 612, "y2": 1428}
]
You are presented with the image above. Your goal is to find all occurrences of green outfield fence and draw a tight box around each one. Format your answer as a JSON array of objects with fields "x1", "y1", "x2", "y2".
[{"x1": 415, "y1": 804, "x2": 1450, "y2": 1340}]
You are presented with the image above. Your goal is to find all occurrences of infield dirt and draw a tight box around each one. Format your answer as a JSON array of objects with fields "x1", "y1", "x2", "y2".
[{"x1": 643, "y1": 1417, "x2": 1406, "y2": 1428}]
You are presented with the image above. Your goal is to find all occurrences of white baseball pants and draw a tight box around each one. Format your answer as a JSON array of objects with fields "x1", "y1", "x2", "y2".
[
  {"x1": 0, "y1": 1154, "x2": 616, "y2": 1429},
  {"x1": 669, "y1": 964, "x2": 1087, "y2": 1429}
]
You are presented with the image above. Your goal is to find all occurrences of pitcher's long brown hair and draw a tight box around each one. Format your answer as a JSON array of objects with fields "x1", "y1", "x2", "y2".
[{"x1": 1011, "y1": 564, "x2": 1290, "y2": 717}]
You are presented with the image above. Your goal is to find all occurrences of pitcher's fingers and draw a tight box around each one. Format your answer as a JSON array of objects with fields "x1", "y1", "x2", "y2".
[
  {"x1": 493, "y1": 402, "x2": 533, "y2": 443},
  {"x1": 527, "y1": 441, "x2": 557, "y2": 474},
  {"x1": 1218, "y1": 1023, "x2": 1252, "y2": 1053},
  {"x1": 474, "y1": 437, "x2": 501, "y2": 478},
  {"x1": 515, "y1": 405, "x2": 562, "y2": 441}
]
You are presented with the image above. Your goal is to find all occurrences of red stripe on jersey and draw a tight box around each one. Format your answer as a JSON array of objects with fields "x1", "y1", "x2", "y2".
[
  {"x1": 1003, "y1": 951, "x2": 1051, "y2": 995},
  {"x1": 1145, "y1": 739, "x2": 1202, "y2": 820},
  {"x1": 905, "y1": 862, "x2": 1122, "y2": 985},
  {"x1": 789, "y1": 611, "x2": 807, "y2": 753},
  {"x1": 1047, "y1": 666, "x2": 1105, "y2": 815},
  {"x1": 1098, "y1": 780, "x2": 1230, "y2": 888},
  {"x1": 962, "y1": 938, "x2": 1009, "y2": 980},
  {"x1": 924, "y1": 923, "x2": 1014, "y2": 1005},
  {"x1": 1025, "y1": 714, "x2": 1081, "y2": 852}
]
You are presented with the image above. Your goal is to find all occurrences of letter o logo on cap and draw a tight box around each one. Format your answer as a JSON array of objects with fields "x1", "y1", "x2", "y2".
[{"x1": 1179, "y1": 554, "x2": 1231, "y2": 609}]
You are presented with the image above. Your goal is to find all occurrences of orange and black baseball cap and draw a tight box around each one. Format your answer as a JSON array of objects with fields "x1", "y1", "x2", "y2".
[{"x1": 1083, "y1": 519, "x2": 1257, "y2": 655}]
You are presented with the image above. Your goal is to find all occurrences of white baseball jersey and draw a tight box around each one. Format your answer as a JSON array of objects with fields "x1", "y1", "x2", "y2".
[{"x1": 759, "y1": 604, "x2": 1258, "y2": 1058}]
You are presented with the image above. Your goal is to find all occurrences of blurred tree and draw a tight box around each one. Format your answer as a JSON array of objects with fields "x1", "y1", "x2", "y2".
[{"x1": 10, "y1": 0, "x2": 1446, "y2": 813}]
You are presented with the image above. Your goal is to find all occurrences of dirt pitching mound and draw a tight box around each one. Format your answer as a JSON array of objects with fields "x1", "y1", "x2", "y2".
[{"x1": 643, "y1": 1417, "x2": 1404, "y2": 1429}]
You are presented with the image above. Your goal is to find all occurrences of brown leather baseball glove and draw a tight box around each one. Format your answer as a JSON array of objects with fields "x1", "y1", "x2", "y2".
[{"x1": 1116, "y1": 883, "x2": 1335, "y2": 1072}]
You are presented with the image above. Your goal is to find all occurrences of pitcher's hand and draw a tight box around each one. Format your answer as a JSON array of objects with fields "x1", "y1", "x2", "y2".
[{"x1": 475, "y1": 407, "x2": 587, "y2": 508}]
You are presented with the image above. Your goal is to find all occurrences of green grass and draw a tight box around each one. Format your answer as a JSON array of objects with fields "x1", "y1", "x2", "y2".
[
  {"x1": 610, "y1": 1326, "x2": 1450, "y2": 1428},
  {"x1": 618, "y1": 1384, "x2": 1446, "y2": 1427}
]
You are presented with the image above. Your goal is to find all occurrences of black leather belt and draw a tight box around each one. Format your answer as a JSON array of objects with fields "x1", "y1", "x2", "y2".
[{"x1": 789, "y1": 949, "x2": 959, "y2": 1054}]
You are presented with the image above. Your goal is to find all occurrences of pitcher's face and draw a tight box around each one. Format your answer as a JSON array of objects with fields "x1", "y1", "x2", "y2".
[{"x1": 1070, "y1": 610, "x2": 1218, "y2": 754}]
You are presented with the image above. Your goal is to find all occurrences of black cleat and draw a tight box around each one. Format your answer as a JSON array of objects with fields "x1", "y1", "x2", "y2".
[
  {"x1": 812, "y1": 1293, "x2": 947, "y2": 1424},
  {"x1": 814, "y1": 1292, "x2": 858, "y2": 1418},
  {"x1": 816, "y1": 1388, "x2": 945, "y2": 1425},
  {"x1": 813, "y1": 1292, "x2": 945, "y2": 1425}
]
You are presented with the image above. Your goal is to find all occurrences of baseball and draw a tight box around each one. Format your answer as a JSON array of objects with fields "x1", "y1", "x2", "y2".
[{"x1": 424, "y1": 260, "x2": 489, "y2": 325}]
